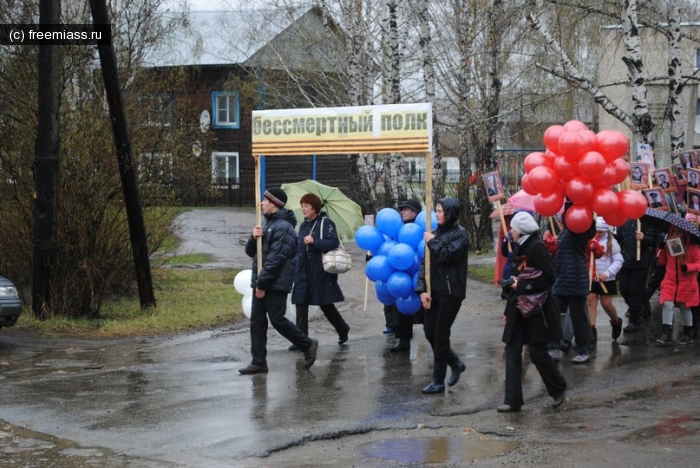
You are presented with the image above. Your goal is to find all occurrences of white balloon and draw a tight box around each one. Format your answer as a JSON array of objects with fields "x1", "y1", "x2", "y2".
[
  {"x1": 309, "y1": 305, "x2": 319, "y2": 319},
  {"x1": 242, "y1": 294, "x2": 253, "y2": 319},
  {"x1": 234, "y1": 269, "x2": 253, "y2": 295},
  {"x1": 285, "y1": 294, "x2": 296, "y2": 322}
]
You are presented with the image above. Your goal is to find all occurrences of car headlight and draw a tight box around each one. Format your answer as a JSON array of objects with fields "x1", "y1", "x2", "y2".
[{"x1": 0, "y1": 286, "x2": 18, "y2": 297}]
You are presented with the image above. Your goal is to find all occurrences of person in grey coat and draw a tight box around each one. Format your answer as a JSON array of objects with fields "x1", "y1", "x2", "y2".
[
  {"x1": 240, "y1": 187, "x2": 318, "y2": 374},
  {"x1": 499, "y1": 212, "x2": 567, "y2": 412},
  {"x1": 291, "y1": 193, "x2": 350, "y2": 348}
]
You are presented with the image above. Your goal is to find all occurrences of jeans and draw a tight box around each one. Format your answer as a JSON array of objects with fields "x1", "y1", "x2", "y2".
[{"x1": 619, "y1": 267, "x2": 651, "y2": 322}]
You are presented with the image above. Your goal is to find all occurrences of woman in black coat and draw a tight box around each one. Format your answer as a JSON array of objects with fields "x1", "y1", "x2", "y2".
[
  {"x1": 499, "y1": 211, "x2": 567, "y2": 412},
  {"x1": 415, "y1": 197, "x2": 468, "y2": 395},
  {"x1": 291, "y1": 193, "x2": 350, "y2": 348}
]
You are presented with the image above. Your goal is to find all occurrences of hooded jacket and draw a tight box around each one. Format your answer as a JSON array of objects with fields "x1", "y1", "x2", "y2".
[
  {"x1": 245, "y1": 208, "x2": 297, "y2": 293},
  {"x1": 658, "y1": 233, "x2": 700, "y2": 307},
  {"x1": 416, "y1": 197, "x2": 469, "y2": 300}
]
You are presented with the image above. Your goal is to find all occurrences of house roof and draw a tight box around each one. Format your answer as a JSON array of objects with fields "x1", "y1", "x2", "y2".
[{"x1": 144, "y1": 8, "x2": 309, "y2": 67}]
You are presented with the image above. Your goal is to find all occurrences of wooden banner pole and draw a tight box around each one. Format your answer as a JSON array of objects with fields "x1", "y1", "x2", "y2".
[
  {"x1": 425, "y1": 151, "x2": 433, "y2": 302},
  {"x1": 497, "y1": 201, "x2": 511, "y2": 252},
  {"x1": 254, "y1": 155, "x2": 263, "y2": 273}
]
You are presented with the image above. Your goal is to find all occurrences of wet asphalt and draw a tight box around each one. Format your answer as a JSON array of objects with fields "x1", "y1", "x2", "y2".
[{"x1": 1, "y1": 207, "x2": 699, "y2": 467}]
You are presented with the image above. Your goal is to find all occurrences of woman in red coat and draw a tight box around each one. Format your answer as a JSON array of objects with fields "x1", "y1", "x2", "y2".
[{"x1": 656, "y1": 225, "x2": 700, "y2": 345}]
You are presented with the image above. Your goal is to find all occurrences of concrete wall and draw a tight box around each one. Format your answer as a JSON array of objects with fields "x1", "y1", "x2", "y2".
[{"x1": 598, "y1": 24, "x2": 700, "y2": 167}]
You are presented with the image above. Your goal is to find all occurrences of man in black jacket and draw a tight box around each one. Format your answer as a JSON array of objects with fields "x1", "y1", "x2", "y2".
[
  {"x1": 240, "y1": 187, "x2": 318, "y2": 374},
  {"x1": 387, "y1": 199, "x2": 425, "y2": 352},
  {"x1": 616, "y1": 219, "x2": 664, "y2": 332}
]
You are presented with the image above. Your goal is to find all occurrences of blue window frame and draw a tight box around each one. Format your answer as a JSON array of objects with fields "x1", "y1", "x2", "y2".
[{"x1": 211, "y1": 91, "x2": 240, "y2": 129}]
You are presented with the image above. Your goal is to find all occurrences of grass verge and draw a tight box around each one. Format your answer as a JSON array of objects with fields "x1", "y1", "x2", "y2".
[
  {"x1": 468, "y1": 264, "x2": 495, "y2": 284},
  {"x1": 10, "y1": 267, "x2": 244, "y2": 339}
]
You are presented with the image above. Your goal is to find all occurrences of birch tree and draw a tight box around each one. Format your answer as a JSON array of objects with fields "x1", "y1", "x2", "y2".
[
  {"x1": 414, "y1": 0, "x2": 442, "y2": 198},
  {"x1": 526, "y1": 0, "x2": 700, "y2": 163},
  {"x1": 380, "y1": 0, "x2": 408, "y2": 206}
]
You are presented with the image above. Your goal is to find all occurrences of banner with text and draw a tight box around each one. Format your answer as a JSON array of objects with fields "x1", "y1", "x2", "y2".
[{"x1": 252, "y1": 103, "x2": 432, "y2": 155}]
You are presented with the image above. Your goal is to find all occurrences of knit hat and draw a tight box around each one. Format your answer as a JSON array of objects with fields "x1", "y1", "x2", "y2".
[
  {"x1": 595, "y1": 217, "x2": 609, "y2": 232},
  {"x1": 264, "y1": 187, "x2": 287, "y2": 208},
  {"x1": 510, "y1": 211, "x2": 539, "y2": 235},
  {"x1": 398, "y1": 199, "x2": 422, "y2": 213}
]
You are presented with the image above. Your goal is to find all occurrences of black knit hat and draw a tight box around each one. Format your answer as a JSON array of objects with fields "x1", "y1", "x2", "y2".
[
  {"x1": 398, "y1": 199, "x2": 421, "y2": 213},
  {"x1": 264, "y1": 187, "x2": 287, "y2": 208}
]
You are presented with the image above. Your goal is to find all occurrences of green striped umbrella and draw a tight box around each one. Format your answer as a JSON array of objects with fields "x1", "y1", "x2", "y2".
[{"x1": 281, "y1": 179, "x2": 364, "y2": 241}]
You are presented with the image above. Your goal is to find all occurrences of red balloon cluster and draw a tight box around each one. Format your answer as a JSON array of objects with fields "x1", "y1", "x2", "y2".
[{"x1": 521, "y1": 121, "x2": 648, "y2": 233}]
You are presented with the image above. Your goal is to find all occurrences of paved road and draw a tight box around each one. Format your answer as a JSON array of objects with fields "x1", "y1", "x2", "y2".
[{"x1": 1, "y1": 207, "x2": 699, "y2": 467}]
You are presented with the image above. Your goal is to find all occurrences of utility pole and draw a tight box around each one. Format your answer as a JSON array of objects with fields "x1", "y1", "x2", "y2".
[
  {"x1": 89, "y1": 0, "x2": 156, "y2": 308},
  {"x1": 32, "y1": 0, "x2": 61, "y2": 319}
]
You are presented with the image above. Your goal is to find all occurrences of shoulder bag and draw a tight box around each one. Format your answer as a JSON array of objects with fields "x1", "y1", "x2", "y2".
[
  {"x1": 515, "y1": 267, "x2": 547, "y2": 318},
  {"x1": 319, "y1": 218, "x2": 352, "y2": 274}
]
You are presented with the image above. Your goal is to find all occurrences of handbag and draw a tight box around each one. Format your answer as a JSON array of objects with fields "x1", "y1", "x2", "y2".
[
  {"x1": 515, "y1": 268, "x2": 547, "y2": 318},
  {"x1": 319, "y1": 218, "x2": 352, "y2": 274}
]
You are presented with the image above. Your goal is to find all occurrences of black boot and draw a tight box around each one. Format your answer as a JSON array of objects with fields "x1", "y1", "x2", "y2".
[
  {"x1": 691, "y1": 308, "x2": 700, "y2": 339},
  {"x1": 422, "y1": 361, "x2": 447, "y2": 394},
  {"x1": 390, "y1": 338, "x2": 410, "y2": 352},
  {"x1": 447, "y1": 351, "x2": 466, "y2": 387},
  {"x1": 656, "y1": 324, "x2": 673, "y2": 344},
  {"x1": 679, "y1": 326, "x2": 694, "y2": 345}
]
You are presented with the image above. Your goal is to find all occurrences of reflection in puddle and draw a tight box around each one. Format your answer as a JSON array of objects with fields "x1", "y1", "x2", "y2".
[
  {"x1": 357, "y1": 436, "x2": 519, "y2": 463},
  {"x1": 623, "y1": 387, "x2": 659, "y2": 400},
  {"x1": 626, "y1": 415, "x2": 698, "y2": 441}
]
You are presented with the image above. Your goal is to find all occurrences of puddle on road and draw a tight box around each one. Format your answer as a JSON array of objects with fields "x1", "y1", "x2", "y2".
[
  {"x1": 625, "y1": 415, "x2": 699, "y2": 442},
  {"x1": 357, "y1": 436, "x2": 519, "y2": 464}
]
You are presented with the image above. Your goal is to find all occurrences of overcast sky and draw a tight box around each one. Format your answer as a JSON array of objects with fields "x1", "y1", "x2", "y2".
[{"x1": 163, "y1": 0, "x2": 262, "y2": 10}]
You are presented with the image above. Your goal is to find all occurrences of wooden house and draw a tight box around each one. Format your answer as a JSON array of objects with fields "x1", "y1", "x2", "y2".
[{"x1": 144, "y1": 6, "x2": 354, "y2": 206}]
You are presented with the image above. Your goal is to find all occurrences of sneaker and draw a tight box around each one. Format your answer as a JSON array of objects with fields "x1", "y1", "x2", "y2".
[
  {"x1": 611, "y1": 318, "x2": 623, "y2": 340},
  {"x1": 383, "y1": 327, "x2": 395, "y2": 335},
  {"x1": 678, "y1": 334, "x2": 694, "y2": 345},
  {"x1": 623, "y1": 321, "x2": 641, "y2": 333},
  {"x1": 548, "y1": 349, "x2": 561, "y2": 362},
  {"x1": 656, "y1": 332, "x2": 672, "y2": 345},
  {"x1": 288, "y1": 344, "x2": 299, "y2": 351},
  {"x1": 304, "y1": 339, "x2": 319, "y2": 369},
  {"x1": 571, "y1": 353, "x2": 590, "y2": 364}
]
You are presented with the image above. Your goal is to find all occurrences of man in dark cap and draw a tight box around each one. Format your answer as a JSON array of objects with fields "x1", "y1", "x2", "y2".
[
  {"x1": 385, "y1": 199, "x2": 425, "y2": 351},
  {"x1": 241, "y1": 187, "x2": 318, "y2": 374}
]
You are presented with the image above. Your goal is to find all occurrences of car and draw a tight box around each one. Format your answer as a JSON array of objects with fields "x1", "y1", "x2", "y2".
[{"x1": 0, "y1": 275, "x2": 22, "y2": 328}]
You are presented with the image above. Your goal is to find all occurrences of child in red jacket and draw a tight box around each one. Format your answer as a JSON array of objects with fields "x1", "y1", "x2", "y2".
[{"x1": 656, "y1": 225, "x2": 700, "y2": 345}]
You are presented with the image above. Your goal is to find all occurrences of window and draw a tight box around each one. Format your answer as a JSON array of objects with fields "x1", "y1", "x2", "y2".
[
  {"x1": 212, "y1": 152, "x2": 239, "y2": 184},
  {"x1": 696, "y1": 49, "x2": 700, "y2": 70},
  {"x1": 137, "y1": 93, "x2": 173, "y2": 127},
  {"x1": 695, "y1": 99, "x2": 700, "y2": 134},
  {"x1": 139, "y1": 153, "x2": 173, "y2": 186},
  {"x1": 212, "y1": 92, "x2": 240, "y2": 129}
]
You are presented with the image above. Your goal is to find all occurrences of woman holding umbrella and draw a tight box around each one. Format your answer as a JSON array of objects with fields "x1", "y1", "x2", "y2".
[{"x1": 291, "y1": 193, "x2": 350, "y2": 349}]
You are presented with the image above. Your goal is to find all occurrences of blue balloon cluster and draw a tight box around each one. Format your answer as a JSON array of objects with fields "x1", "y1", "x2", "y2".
[{"x1": 356, "y1": 208, "x2": 437, "y2": 316}]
